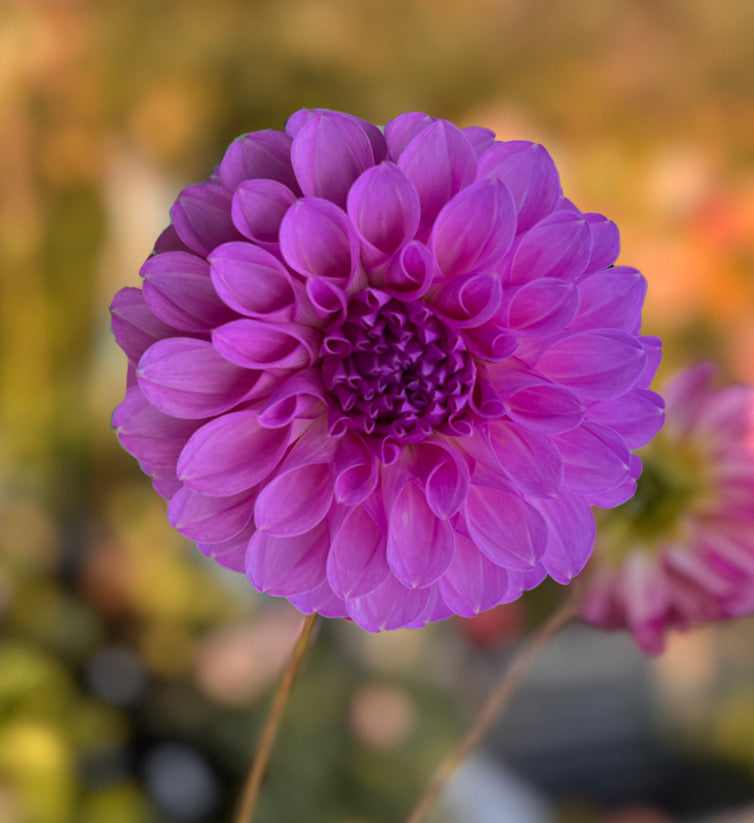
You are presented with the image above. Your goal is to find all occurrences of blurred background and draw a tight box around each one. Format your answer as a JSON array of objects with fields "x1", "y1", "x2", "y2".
[{"x1": 2, "y1": 1, "x2": 754, "y2": 821}]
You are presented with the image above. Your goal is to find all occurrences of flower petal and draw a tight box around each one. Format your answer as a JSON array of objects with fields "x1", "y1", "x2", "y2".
[
  {"x1": 508, "y1": 210, "x2": 591, "y2": 284},
  {"x1": 415, "y1": 441, "x2": 471, "y2": 519},
  {"x1": 384, "y1": 112, "x2": 435, "y2": 160},
  {"x1": 532, "y1": 492, "x2": 595, "y2": 583},
  {"x1": 571, "y1": 267, "x2": 647, "y2": 332},
  {"x1": 168, "y1": 487, "x2": 255, "y2": 543},
  {"x1": 588, "y1": 388, "x2": 665, "y2": 449},
  {"x1": 327, "y1": 506, "x2": 390, "y2": 598},
  {"x1": 170, "y1": 179, "x2": 241, "y2": 256},
  {"x1": 432, "y1": 271, "x2": 502, "y2": 328},
  {"x1": 255, "y1": 463, "x2": 333, "y2": 536},
  {"x1": 488, "y1": 421, "x2": 563, "y2": 498},
  {"x1": 554, "y1": 422, "x2": 631, "y2": 496},
  {"x1": 583, "y1": 213, "x2": 620, "y2": 273},
  {"x1": 346, "y1": 574, "x2": 432, "y2": 632},
  {"x1": 246, "y1": 522, "x2": 329, "y2": 596},
  {"x1": 110, "y1": 287, "x2": 179, "y2": 364},
  {"x1": 219, "y1": 129, "x2": 298, "y2": 191},
  {"x1": 231, "y1": 179, "x2": 297, "y2": 246},
  {"x1": 177, "y1": 411, "x2": 291, "y2": 495},
  {"x1": 212, "y1": 319, "x2": 320, "y2": 370},
  {"x1": 505, "y1": 278, "x2": 579, "y2": 336},
  {"x1": 505, "y1": 382, "x2": 585, "y2": 434},
  {"x1": 387, "y1": 481, "x2": 456, "y2": 588},
  {"x1": 137, "y1": 338, "x2": 259, "y2": 419}
]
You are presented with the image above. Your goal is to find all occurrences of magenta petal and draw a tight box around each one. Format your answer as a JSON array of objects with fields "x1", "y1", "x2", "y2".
[
  {"x1": 257, "y1": 372, "x2": 325, "y2": 428},
  {"x1": 415, "y1": 442, "x2": 471, "y2": 519},
  {"x1": 477, "y1": 141, "x2": 562, "y2": 231},
  {"x1": 168, "y1": 487, "x2": 254, "y2": 543},
  {"x1": 114, "y1": 386, "x2": 200, "y2": 468},
  {"x1": 508, "y1": 211, "x2": 591, "y2": 284},
  {"x1": 431, "y1": 179, "x2": 516, "y2": 277},
  {"x1": 305, "y1": 277, "x2": 348, "y2": 323},
  {"x1": 505, "y1": 278, "x2": 579, "y2": 336},
  {"x1": 153, "y1": 224, "x2": 190, "y2": 254},
  {"x1": 327, "y1": 506, "x2": 390, "y2": 598},
  {"x1": 462, "y1": 324, "x2": 518, "y2": 362},
  {"x1": 571, "y1": 267, "x2": 647, "y2": 332},
  {"x1": 170, "y1": 179, "x2": 241, "y2": 256},
  {"x1": 288, "y1": 580, "x2": 348, "y2": 619},
  {"x1": 209, "y1": 242, "x2": 296, "y2": 319},
  {"x1": 212, "y1": 319, "x2": 320, "y2": 370},
  {"x1": 438, "y1": 531, "x2": 512, "y2": 616},
  {"x1": 432, "y1": 271, "x2": 502, "y2": 328},
  {"x1": 384, "y1": 112, "x2": 435, "y2": 160},
  {"x1": 387, "y1": 481, "x2": 455, "y2": 588},
  {"x1": 554, "y1": 422, "x2": 631, "y2": 495},
  {"x1": 137, "y1": 338, "x2": 258, "y2": 419},
  {"x1": 463, "y1": 485, "x2": 546, "y2": 570},
  {"x1": 231, "y1": 179, "x2": 297, "y2": 245},
  {"x1": 489, "y1": 421, "x2": 563, "y2": 498},
  {"x1": 583, "y1": 213, "x2": 620, "y2": 273},
  {"x1": 218, "y1": 129, "x2": 298, "y2": 191},
  {"x1": 588, "y1": 388, "x2": 665, "y2": 449},
  {"x1": 532, "y1": 492, "x2": 596, "y2": 583},
  {"x1": 347, "y1": 162, "x2": 421, "y2": 255},
  {"x1": 246, "y1": 522, "x2": 329, "y2": 596},
  {"x1": 290, "y1": 111, "x2": 376, "y2": 207},
  {"x1": 255, "y1": 463, "x2": 333, "y2": 536},
  {"x1": 177, "y1": 411, "x2": 291, "y2": 495},
  {"x1": 333, "y1": 434, "x2": 378, "y2": 505},
  {"x1": 110, "y1": 287, "x2": 180, "y2": 364},
  {"x1": 346, "y1": 574, "x2": 432, "y2": 632},
  {"x1": 378, "y1": 240, "x2": 436, "y2": 299},
  {"x1": 536, "y1": 331, "x2": 647, "y2": 400},
  {"x1": 505, "y1": 382, "x2": 585, "y2": 434},
  {"x1": 141, "y1": 251, "x2": 235, "y2": 332},
  {"x1": 198, "y1": 524, "x2": 255, "y2": 571},
  {"x1": 397, "y1": 120, "x2": 477, "y2": 229},
  {"x1": 279, "y1": 197, "x2": 359, "y2": 283}
]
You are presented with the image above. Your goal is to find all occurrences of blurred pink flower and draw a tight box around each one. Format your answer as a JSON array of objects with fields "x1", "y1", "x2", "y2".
[
  {"x1": 580, "y1": 363, "x2": 754, "y2": 653},
  {"x1": 111, "y1": 109, "x2": 662, "y2": 631}
]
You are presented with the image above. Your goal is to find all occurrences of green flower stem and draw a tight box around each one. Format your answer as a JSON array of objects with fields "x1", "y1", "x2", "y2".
[
  {"x1": 234, "y1": 612, "x2": 319, "y2": 823},
  {"x1": 404, "y1": 594, "x2": 579, "y2": 823}
]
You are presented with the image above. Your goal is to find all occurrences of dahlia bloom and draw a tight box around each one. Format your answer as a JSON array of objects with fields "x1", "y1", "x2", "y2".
[
  {"x1": 111, "y1": 108, "x2": 663, "y2": 631},
  {"x1": 580, "y1": 364, "x2": 754, "y2": 653}
]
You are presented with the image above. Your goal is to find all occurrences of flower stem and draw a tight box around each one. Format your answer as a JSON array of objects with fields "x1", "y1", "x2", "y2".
[
  {"x1": 403, "y1": 596, "x2": 578, "y2": 823},
  {"x1": 234, "y1": 612, "x2": 319, "y2": 823}
]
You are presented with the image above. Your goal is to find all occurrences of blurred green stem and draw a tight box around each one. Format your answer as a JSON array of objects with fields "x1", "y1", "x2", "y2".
[
  {"x1": 404, "y1": 594, "x2": 579, "y2": 823},
  {"x1": 234, "y1": 612, "x2": 319, "y2": 823}
]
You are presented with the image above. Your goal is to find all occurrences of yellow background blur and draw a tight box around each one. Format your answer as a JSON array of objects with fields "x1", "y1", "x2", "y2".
[{"x1": 2, "y1": 2, "x2": 754, "y2": 822}]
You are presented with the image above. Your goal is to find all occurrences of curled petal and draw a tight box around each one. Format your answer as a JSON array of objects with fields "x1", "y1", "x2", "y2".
[
  {"x1": 137, "y1": 338, "x2": 259, "y2": 419},
  {"x1": 209, "y1": 242, "x2": 296, "y2": 319},
  {"x1": 327, "y1": 506, "x2": 390, "y2": 598},
  {"x1": 219, "y1": 129, "x2": 298, "y2": 191},
  {"x1": 231, "y1": 179, "x2": 297, "y2": 247},
  {"x1": 508, "y1": 210, "x2": 591, "y2": 284},
  {"x1": 255, "y1": 463, "x2": 333, "y2": 536},
  {"x1": 333, "y1": 434, "x2": 378, "y2": 505},
  {"x1": 414, "y1": 442, "x2": 471, "y2": 519},
  {"x1": 387, "y1": 481, "x2": 456, "y2": 588},
  {"x1": 376, "y1": 240, "x2": 436, "y2": 299},
  {"x1": 431, "y1": 178, "x2": 516, "y2": 277},
  {"x1": 168, "y1": 487, "x2": 254, "y2": 543},
  {"x1": 177, "y1": 411, "x2": 291, "y2": 495},
  {"x1": 571, "y1": 267, "x2": 647, "y2": 332},
  {"x1": 432, "y1": 271, "x2": 502, "y2": 328},
  {"x1": 347, "y1": 162, "x2": 421, "y2": 255},
  {"x1": 141, "y1": 251, "x2": 235, "y2": 332},
  {"x1": 212, "y1": 319, "x2": 320, "y2": 370},
  {"x1": 290, "y1": 110, "x2": 377, "y2": 207},
  {"x1": 505, "y1": 278, "x2": 579, "y2": 336},
  {"x1": 463, "y1": 485, "x2": 547, "y2": 570},
  {"x1": 462, "y1": 324, "x2": 518, "y2": 362},
  {"x1": 246, "y1": 522, "x2": 329, "y2": 596},
  {"x1": 279, "y1": 197, "x2": 359, "y2": 283},
  {"x1": 397, "y1": 119, "x2": 477, "y2": 229},
  {"x1": 536, "y1": 330, "x2": 647, "y2": 400},
  {"x1": 305, "y1": 277, "x2": 348, "y2": 323},
  {"x1": 170, "y1": 179, "x2": 241, "y2": 256},
  {"x1": 257, "y1": 371, "x2": 325, "y2": 428},
  {"x1": 477, "y1": 141, "x2": 562, "y2": 231}
]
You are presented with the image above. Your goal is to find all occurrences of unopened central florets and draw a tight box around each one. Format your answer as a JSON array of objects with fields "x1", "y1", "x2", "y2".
[{"x1": 321, "y1": 290, "x2": 475, "y2": 444}]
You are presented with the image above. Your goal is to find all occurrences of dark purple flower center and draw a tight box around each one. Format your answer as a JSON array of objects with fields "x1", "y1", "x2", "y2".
[{"x1": 321, "y1": 291, "x2": 475, "y2": 444}]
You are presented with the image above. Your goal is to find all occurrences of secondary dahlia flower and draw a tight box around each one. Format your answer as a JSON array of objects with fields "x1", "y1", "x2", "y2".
[
  {"x1": 111, "y1": 108, "x2": 663, "y2": 631},
  {"x1": 580, "y1": 364, "x2": 754, "y2": 653}
]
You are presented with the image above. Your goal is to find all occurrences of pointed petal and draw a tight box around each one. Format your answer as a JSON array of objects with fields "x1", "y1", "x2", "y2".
[
  {"x1": 170, "y1": 179, "x2": 241, "y2": 256},
  {"x1": 387, "y1": 481, "x2": 455, "y2": 588},
  {"x1": 583, "y1": 213, "x2": 620, "y2": 273},
  {"x1": 255, "y1": 463, "x2": 333, "y2": 536},
  {"x1": 536, "y1": 331, "x2": 647, "y2": 400},
  {"x1": 384, "y1": 112, "x2": 435, "y2": 160},
  {"x1": 219, "y1": 129, "x2": 298, "y2": 191},
  {"x1": 571, "y1": 267, "x2": 647, "y2": 332},
  {"x1": 488, "y1": 421, "x2": 564, "y2": 498},
  {"x1": 505, "y1": 382, "x2": 585, "y2": 434},
  {"x1": 588, "y1": 388, "x2": 665, "y2": 449},
  {"x1": 327, "y1": 506, "x2": 390, "y2": 598},
  {"x1": 505, "y1": 278, "x2": 579, "y2": 336},
  {"x1": 231, "y1": 179, "x2": 297, "y2": 246},
  {"x1": 508, "y1": 211, "x2": 591, "y2": 284},
  {"x1": 288, "y1": 579, "x2": 348, "y2": 619},
  {"x1": 110, "y1": 287, "x2": 179, "y2": 364},
  {"x1": 431, "y1": 179, "x2": 516, "y2": 277},
  {"x1": 554, "y1": 422, "x2": 631, "y2": 495},
  {"x1": 137, "y1": 338, "x2": 259, "y2": 418},
  {"x1": 532, "y1": 492, "x2": 595, "y2": 583},
  {"x1": 463, "y1": 485, "x2": 546, "y2": 570},
  {"x1": 346, "y1": 573, "x2": 432, "y2": 632},
  {"x1": 212, "y1": 318, "x2": 320, "y2": 370},
  {"x1": 246, "y1": 521, "x2": 329, "y2": 596},
  {"x1": 168, "y1": 487, "x2": 254, "y2": 542}
]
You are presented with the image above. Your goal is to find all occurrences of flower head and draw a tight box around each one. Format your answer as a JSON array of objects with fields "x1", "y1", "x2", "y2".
[
  {"x1": 580, "y1": 364, "x2": 754, "y2": 653},
  {"x1": 111, "y1": 109, "x2": 663, "y2": 631}
]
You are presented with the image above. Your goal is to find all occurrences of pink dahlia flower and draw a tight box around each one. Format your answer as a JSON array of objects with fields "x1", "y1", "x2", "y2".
[
  {"x1": 111, "y1": 109, "x2": 663, "y2": 631},
  {"x1": 580, "y1": 364, "x2": 754, "y2": 653}
]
